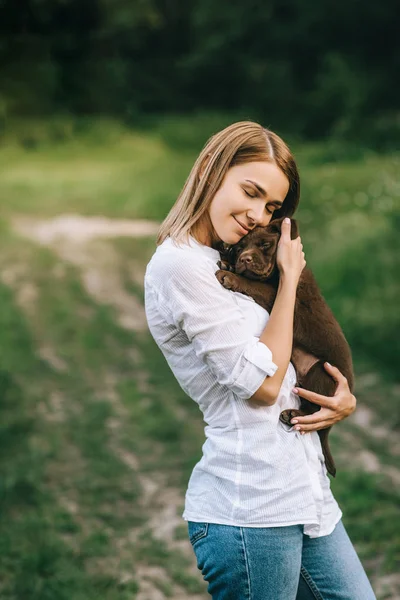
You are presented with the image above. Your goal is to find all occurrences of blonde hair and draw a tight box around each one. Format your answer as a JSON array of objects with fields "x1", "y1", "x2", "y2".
[{"x1": 156, "y1": 120, "x2": 300, "y2": 247}]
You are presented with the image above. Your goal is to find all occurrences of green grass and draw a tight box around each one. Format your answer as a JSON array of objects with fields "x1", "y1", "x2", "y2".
[{"x1": 0, "y1": 114, "x2": 399, "y2": 598}]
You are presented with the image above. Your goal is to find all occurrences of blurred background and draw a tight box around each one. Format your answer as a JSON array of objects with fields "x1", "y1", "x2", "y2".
[{"x1": 0, "y1": 1, "x2": 399, "y2": 599}]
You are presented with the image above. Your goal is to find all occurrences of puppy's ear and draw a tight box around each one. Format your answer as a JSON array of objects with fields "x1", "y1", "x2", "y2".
[
  {"x1": 268, "y1": 217, "x2": 285, "y2": 234},
  {"x1": 219, "y1": 243, "x2": 237, "y2": 265},
  {"x1": 270, "y1": 217, "x2": 299, "y2": 240},
  {"x1": 289, "y1": 218, "x2": 299, "y2": 239}
]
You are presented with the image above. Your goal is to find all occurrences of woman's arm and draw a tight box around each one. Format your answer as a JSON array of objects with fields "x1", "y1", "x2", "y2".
[
  {"x1": 249, "y1": 218, "x2": 306, "y2": 406},
  {"x1": 146, "y1": 252, "x2": 279, "y2": 403},
  {"x1": 249, "y1": 275, "x2": 298, "y2": 405}
]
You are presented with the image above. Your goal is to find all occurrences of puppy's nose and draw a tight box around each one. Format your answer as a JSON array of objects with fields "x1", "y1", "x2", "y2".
[{"x1": 239, "y1": 255, "x2": 253, "y2": 265}]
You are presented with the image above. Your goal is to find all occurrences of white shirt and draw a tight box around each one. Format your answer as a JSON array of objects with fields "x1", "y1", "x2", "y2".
[{"x1": 144, "y1": 234, "x2": 342, "y2": 538}]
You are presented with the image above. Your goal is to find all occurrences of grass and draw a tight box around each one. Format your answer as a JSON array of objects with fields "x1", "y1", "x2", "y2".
[{"x1": 0, "y1": 113, "x2": 399, "y2": 598}]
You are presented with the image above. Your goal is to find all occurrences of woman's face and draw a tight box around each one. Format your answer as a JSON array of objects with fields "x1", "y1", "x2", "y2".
[{"x1": 199, "y1": 161, "x2": 290, "y2": 247}]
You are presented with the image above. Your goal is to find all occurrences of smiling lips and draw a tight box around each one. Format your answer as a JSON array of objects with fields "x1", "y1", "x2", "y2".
[{"x1": 233, "y1": 216, "x2": 251, "y2": 233}]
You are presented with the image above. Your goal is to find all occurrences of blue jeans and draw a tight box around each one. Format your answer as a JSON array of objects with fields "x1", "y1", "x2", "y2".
[{"x1": 187, "y1": 519, "x2": 376, "y2": 599}]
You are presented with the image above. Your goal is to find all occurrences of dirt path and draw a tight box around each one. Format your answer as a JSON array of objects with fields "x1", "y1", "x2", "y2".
[
  {"x1": 12, "y1": 214, "x2": 160, "y2": 244},
  {"x1": 12, "y1": 214, "x2": 159, "y2": 332}
]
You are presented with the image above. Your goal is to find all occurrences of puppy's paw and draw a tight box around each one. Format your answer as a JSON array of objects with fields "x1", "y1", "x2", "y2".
[
  {"x1": 215, "y1": 270, "x2": 241, "y2": 291},
  {"x1": 279, "y1": 409, "x2": 303, "y2": 426},
  {"x1": 221, "y1": 259, "x2": 233, "y2": 271}
]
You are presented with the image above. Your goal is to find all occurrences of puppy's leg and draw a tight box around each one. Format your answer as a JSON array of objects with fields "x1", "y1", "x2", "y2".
[
  {"x1": 280, "y1": 347, "x2": 319, "y2": 425},
  {"x1": 217, "y1": 260, "x2": 235, "y2": 272},
  {"x1": 215, "y1": 271, "x2": 278, "y2": 313}
]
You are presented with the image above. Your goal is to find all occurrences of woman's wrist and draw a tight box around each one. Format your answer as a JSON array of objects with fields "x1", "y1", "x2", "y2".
[{"x1": 278, "y1": 272, "x2": 299, "y2": 293}]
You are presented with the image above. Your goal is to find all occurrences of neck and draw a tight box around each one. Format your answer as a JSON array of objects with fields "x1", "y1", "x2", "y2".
[{"x1": 191, "y1": 220, "x2": 218, "y2": 249}]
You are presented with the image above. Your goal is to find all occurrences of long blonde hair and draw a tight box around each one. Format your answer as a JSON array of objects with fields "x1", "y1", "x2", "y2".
[{"x1": 156, "y1": 121, "x2": 300, "y2": 247}]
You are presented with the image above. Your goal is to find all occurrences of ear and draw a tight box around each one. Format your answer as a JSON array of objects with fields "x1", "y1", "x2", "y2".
[
  {"x1": 268, "y1": 217, "x2": 285, "y2": 234},
  {"x1": 289, "y1": 218, "x2": 299, "y2": 239},
  {"x1": 226, "y1": 245, "x2": 238, "y2": 262},
  {"x1": 219, "y1": 243, "x2": 237, "y2": 265},
  {"x1": 270, "y1": 216, "x2": 299, "y2": 240}
]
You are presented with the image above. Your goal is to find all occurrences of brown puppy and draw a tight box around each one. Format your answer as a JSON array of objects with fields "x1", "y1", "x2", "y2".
[{"x1": 214, "y1": 216, "x2": 354, "y2": 477}]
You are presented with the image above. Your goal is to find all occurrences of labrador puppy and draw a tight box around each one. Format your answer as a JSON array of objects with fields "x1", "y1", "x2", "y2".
[{"x1": 215, "y1": 217, "x2": 354, "y2": 477}]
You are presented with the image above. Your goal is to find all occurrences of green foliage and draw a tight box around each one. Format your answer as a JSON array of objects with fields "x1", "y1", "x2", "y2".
[{"x1": 1, "y1": 0, "x2": 399, "y2": 145}]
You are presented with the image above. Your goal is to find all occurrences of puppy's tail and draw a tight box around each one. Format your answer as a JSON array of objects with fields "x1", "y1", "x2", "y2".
[{"x1": 318, "y1": 428, "x2": 337, "y2": 478}]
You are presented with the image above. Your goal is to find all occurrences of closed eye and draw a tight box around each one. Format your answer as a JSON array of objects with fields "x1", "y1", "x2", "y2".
[{"x1": 244, "y1": 188, "x2": 274, "y2": 214}]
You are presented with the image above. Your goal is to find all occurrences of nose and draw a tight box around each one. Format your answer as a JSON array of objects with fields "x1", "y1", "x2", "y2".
[
  {"x1": 239, "y1": 253, "x2": 253, "y2": 266},
  {"x1": 247, "y1": 204, "x2": 269, "y2": 226}
]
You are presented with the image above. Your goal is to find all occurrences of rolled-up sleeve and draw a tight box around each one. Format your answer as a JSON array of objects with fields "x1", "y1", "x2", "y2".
[{"x1": 149, "y1": 253, "x2": 278, "y2": 401}]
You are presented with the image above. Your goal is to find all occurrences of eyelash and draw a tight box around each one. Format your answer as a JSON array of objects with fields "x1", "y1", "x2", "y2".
[{"x1": 244, "y1": 189, "x2": 274, "y2": 214}]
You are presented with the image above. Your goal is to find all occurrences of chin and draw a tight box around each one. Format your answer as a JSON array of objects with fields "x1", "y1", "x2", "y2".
[{"x1": 213, "y1": 221, "x2": 244, "y2": 245}]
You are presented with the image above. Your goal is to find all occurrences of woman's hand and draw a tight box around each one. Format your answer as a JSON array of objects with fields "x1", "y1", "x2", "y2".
[
  {"x1": 290, "y1": 362, "x2": 356, "y2": 434},
  {"x1": 276, "y1": 218, "x2": 306, "y2": 286}
]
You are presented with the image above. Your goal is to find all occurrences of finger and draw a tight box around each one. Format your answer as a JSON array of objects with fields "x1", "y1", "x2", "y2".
[
  {"x1": 280, "y1": 217, "x2": 291, "y2": 243},
  {"x1": 298, "y1": 420, "x2": 332, "y2": 433},
  {"x1": 291, "y1": 408, "x2": 332, "y2": 425},
  {"x1": 292, "y1": 386, "x2": 336, "y2": 409},
  {"x1": 323, "y1": 362, "x2": 348, "y2": 388}
]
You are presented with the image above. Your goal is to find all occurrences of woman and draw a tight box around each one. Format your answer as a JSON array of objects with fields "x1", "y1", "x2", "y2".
[{"x1": 144, "y1": 121, "x2": 376, "y2": 599}]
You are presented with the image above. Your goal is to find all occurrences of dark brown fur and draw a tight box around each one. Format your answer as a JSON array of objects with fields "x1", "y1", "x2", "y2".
[{"x1": 215, "y1": 216, "x2": 354, "y2": 477}]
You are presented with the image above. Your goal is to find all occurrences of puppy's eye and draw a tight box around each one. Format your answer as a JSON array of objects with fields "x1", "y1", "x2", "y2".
[{"x1": 261, "y1": 243, "x2": 271, "y2": 250}]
